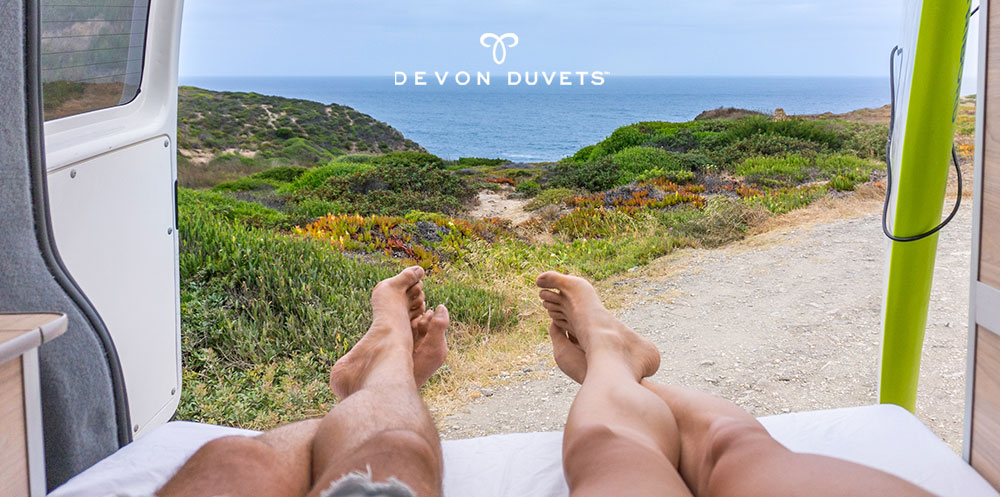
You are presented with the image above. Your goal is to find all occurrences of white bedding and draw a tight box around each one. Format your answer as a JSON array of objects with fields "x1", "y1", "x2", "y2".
[{"x1": 50, "y1": 404, "x2": 998, "y2": 497}]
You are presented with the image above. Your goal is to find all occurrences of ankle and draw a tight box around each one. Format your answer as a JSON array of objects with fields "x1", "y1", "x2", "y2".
[
  {"x1": 581, "y1": 327, "x2": 627, "y2": 353},
  {"x1": 583, "y1": 352, "x2": 636, "y2": 379},
  {"x1": 368, "y1": 319, "x2": 414, "y2": 347}
]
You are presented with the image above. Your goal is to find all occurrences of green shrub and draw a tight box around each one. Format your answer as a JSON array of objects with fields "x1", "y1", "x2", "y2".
[
  {"x1": 691, "y1": 130, "x2": 733, "y2": 150},
  {"x1": 652, "y1": 127, "x2": 700, "y2": 152},
  {"x1": 284, "y1": 163, "x2": 375, "y2": 192},
  {"x1": 828, "y1": 175, "x2": 856, "y2": 191},
  {"x1": 212, "y1": 164, "x2": 308, "y2": 192},
  {"x1": 675, "y1": 151, "x2": 713, "y2": 172},
  {"x1": 735, "y1": 155, "x2": 812, "y2": 187},
  {"x1": 569, "y1": 145, "x2": 601, "y2": 164},
  {"x1": 726, "y1": 116, "x2": 850, "y2": 150},
  {"x1": 179, "y1": 189, "x2": 289, "y2": 229},
  {"x1": 310, "y1": 152, "x2": 473, "y2": 216},
  {"x1": 596, "y1": 125, "x2": 647, "y2": 156},
  {"x1": 552, "y1": 156, "x2": 620, "y2": 192},
  {"x1": 714, "y1": 134, "x2": 826, "y2": 167},
  {"x1": 275, "y1": 127, "x2": 296, "y2": 139},
  {"x1": 253, "y1": 165, "x2": 309, "y2": 183},
  {"x1": 816, "y1": 153, "x2": 881, "y2": 183},
  {"x1": 515, "y1": 180, "x2": 541, "y2": 197},
  {"x1": 338, "y1": 153, "x2": 378, "y2": 163},
  {"x1": 844, "y1": 124, "x2": 889, "y2": 160},
  {"x1": 371, "y1": 151, "x2": 446, "y2": 169},
  {"x1": 612, "y1": 146, "x2": 685, "y2": 185},
  {"x1": 264, "y1": 137, "x2": 335, "y2": 164},
  {"x1": 526, "y1": 188, "x2": 576, "y2": 210}
]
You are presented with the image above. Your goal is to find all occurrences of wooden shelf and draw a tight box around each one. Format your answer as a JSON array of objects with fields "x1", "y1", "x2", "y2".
[
  {"x1": 0, "y1": 313, "x2": 67, "y2": 497},
  {"x1": 0, "y1": 313, "x2": 67, "y2": 365}
]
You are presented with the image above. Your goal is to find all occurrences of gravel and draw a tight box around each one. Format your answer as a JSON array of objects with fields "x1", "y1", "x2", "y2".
[{"x1": 442, "y1": 203, "x2": 972, "y2": 452}]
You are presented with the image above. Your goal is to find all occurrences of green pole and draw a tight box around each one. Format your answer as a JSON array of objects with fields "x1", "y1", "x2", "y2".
[{"x1": 880, "y1": 0, "x2": 970, "y2": 412}]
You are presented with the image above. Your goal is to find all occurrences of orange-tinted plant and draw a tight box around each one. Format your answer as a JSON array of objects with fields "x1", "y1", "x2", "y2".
[{"x1": 484, "y1": 177, "x2": 516, "y2": 187}]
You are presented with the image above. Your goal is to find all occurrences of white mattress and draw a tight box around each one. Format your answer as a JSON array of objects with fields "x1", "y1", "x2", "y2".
[{"x1": 50, "y1": 404, "x2": 997, "y2": 497}]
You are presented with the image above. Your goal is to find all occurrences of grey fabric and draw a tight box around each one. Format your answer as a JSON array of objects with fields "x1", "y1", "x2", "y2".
[
  {"x1": 0, "y1": 0, "x2": 122, "y2": 490},
  {"x1": 319, "y1": 472, "x2": 417, "y2": 497}
]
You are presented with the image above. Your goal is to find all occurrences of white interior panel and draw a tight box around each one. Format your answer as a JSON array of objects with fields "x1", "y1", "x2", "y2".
[{"x1": 47, "y1": 137, "x2": 180, "y2": 438}]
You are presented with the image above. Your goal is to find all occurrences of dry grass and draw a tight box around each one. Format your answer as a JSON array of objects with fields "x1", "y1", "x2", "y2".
[
  {"x1": 751, "y1": 183, "x2": 884, "y2": 238},
  {"x1": 421, "y1": 245, "x2": 577, "y2": 416},
  {"x1": 798, "y1": 105, "x2": 891, "y2": 125},
  {"x1": 178, "y1": 156, "x2": 264, "y2": 189},
  {"x1": 694, "y1": 107, "x2": 767, "y2": 120},
  {"x1": 423, "y1": 317, "x2": 552, "y2": 419}
]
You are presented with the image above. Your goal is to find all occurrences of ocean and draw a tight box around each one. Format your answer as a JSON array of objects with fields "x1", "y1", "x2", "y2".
[{"x1": 180, "y1": 76, "x2": 888, "y2": 163}]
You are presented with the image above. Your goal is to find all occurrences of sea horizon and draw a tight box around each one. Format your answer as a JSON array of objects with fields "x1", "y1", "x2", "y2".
[{"x1": 180, "y1": 75, "x2": 889, "y2": 162}]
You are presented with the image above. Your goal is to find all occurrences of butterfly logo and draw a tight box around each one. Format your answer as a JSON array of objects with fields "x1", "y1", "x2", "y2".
[{"x1": 480, "y1": 33, "x2": 519, "y2": 65}]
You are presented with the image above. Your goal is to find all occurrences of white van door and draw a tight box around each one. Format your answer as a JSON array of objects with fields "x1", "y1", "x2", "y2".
[{"x1": 39, "y1": 0, "x2": 185, "y2": 438}]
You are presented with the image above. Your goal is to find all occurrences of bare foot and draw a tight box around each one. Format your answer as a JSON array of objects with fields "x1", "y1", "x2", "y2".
[
  {"x1": 549, "y1": 322, "x2": 587, "y2": 383},
  {"x1": 537, "y1": 271, "x2": 660, "y2": 381},
  {"x1": 411, "y1": 304, "x2": 449, "y2": 387},
  {"x1": 404, "y1": 279, "x2": 449, "y2": 386},
  {"x1": 330, "y1": 266, "x2": 425, "y2": 398}
]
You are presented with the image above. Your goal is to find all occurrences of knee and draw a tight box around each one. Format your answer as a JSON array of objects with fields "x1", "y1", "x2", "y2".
[
  {"x1": 192, "y1": 436, "x2": 279, "y2": 470},
  {"x1": 563, "y1": 423, "x2": 658, "y2": 467},
  {"x1": 703, "y1": 417, "x2": 771, "y2": 465},
  {"x1": 563, "y1": 423, "x2": 672, "y2": 489},
  {"x1": 564, "y1": 423, "x2": 617, "y2": 460},
  {"x1": 197, "y1": 435, "x2": 265, "y2": 457},
  {"x1": 362, "y1": 429, "x2": 441, "y2": 472}
]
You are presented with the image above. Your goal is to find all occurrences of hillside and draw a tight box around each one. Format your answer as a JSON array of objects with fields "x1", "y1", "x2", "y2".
[{"x1": 177, "y1": 86, "x2": 423, "y2": 164}]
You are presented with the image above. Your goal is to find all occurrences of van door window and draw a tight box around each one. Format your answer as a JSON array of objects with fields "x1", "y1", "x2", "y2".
[{"x1": 40, "y1": 0, "x2": 150, "y2": 121}]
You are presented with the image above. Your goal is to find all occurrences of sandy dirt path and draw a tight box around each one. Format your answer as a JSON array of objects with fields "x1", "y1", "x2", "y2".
[
  {"x1": 468, "y1": 189, "x2": 533, "y2": 225},
  {"x1": 441, "y1": 201, "x2": 972, "y2": 452}
]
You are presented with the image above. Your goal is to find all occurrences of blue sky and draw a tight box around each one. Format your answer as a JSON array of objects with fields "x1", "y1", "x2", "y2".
[{"x1": 180, "y1": 0, "x2": 979, "y2": 92}]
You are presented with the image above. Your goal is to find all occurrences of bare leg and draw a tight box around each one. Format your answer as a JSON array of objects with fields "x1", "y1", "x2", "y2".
[
  {"x1": 159, "y1": 266, "x2": 447, "y2": 497},
  {"x1": 538, "y1": 271, "x2": 934, "y2": 497},
  {"x1": 307, "y1": 266, "x2": 448, "y2": 497},
  {"x1": 156, "y1": 419, "x2": 320, "y2": 497},
  {"x1": 537, "y1": 272, "x2": 692, "y2": 497},
  {"x1": 641, "y1": 382, "x2": 935, "y2": 497}
]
